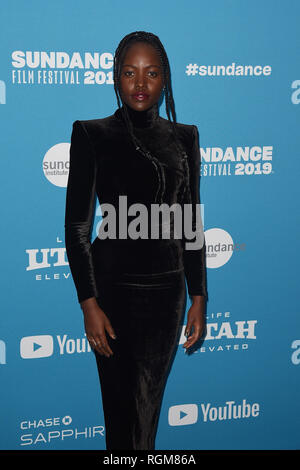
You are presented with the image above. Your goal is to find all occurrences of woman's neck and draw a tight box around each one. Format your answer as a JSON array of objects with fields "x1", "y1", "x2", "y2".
[{"x1": 117, "y1": 102, "x2": 160, "y2": 129}]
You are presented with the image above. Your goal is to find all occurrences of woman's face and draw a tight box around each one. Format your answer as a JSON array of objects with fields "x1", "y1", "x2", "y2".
[{"x1": 119, "y1": 41, "x2": 164, "y2": 112}]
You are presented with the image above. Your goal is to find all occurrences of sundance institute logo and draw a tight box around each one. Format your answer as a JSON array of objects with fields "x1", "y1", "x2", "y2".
[{"x1": 73, "y1": 195, "x2": 204, "y2": 251}]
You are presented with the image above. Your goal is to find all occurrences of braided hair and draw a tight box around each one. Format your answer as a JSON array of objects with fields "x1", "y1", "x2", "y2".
[{"x1": 113, "y1": 30, "x2": 191, "y2": 206}]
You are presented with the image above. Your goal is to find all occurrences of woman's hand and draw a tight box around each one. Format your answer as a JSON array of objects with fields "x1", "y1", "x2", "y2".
[
  {"x1": 80, "y1": 297, "x2": 117, "y2": 358},
  {"x1": 183, "y1": 295, "x2": 206, "y2": 351}
]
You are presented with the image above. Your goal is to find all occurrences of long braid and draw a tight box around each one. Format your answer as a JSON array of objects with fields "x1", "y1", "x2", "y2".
[{"x1": 113, "y1": 31, "x2": 192, "y2": 206}]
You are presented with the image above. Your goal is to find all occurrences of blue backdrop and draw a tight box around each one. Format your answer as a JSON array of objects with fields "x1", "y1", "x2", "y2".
[{"x1": 0, "y1": 0, "x2": 299, "y2": 450}]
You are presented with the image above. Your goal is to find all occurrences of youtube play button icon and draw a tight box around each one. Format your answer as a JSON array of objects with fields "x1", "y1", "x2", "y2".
[
  {"x1": 168, "y1": 404, "x2": 198, "y2": 426},
  {"x1": 20, "y1": 335, "x2": 54, "y2": 359}
]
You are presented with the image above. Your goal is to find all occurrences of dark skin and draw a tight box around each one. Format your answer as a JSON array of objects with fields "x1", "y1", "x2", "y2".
[{"x1": 81, "y1": 42, "x2": 206, "y2": 357}]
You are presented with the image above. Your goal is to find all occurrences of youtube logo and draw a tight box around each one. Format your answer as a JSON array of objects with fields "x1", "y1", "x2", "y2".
[
  {"x1": 20, "y1": 335, "x2": 54, "y2": 359},
  {"x1": 168, "y1": 404, "x2": 198, "y2": 426}
]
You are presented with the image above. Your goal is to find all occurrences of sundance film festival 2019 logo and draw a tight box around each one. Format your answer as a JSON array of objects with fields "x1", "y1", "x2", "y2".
[
  {"x1": 11, "y1": 51, "x2": 114, "y2": 86},
  {"x1": 200, "y1": 145, "x2": 273, "y2": 177}
]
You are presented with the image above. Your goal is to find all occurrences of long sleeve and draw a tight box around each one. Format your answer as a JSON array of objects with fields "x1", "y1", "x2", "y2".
[
  {"x1": 182, "y1": 125, "x2": 208, "y2": 299},
  {"x1": 64, "y1": 120, "x2": 99, "y2": 303}
]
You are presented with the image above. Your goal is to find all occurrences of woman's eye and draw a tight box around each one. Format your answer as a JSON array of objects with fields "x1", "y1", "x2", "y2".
[{"x1": 123, "y1": 70, "x2": 159, "y2": 78}]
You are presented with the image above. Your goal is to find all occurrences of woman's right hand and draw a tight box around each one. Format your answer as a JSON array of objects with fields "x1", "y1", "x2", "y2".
[{"x1": 80, "y1": 297, "x2": 117, "y2": 358}]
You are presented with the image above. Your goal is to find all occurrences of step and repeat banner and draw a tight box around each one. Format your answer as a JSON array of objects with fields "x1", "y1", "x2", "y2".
[{"x1": 0, "y1": 0, "x2": 299, "y2": 451}]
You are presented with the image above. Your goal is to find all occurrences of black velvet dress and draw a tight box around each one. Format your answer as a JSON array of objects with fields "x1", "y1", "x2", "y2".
[{"x1": 64, "y1": 102, "x2": 208, "y2": 450}]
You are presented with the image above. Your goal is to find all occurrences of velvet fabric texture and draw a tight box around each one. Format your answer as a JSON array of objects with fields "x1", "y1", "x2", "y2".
[
  {"x1": 64, "y1": 102, "x2": 208, "y2": 450},
  {"x1": 94, "y1": 268, "x2": 186, "y2": 450}
]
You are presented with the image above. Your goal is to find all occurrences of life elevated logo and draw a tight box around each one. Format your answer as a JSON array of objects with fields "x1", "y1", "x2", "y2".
[
  {"x1": 200, "y1": 145, "x2": 273, "y2": 177},
  {"x1": 19, "y1": 414, "x2": 105, "y2": 447},
  {"x1": 11, "y1": 50, "x2": 113, "y2": 86},
  {"x1": 169, "y1": 399, "x2": 260, "y2": 426},
  {"x1": 20, "y1": 333, "x2": 92, "y2": 359},
  {"x1": 25, "y1": 235, "x2": 71, "y2": 286},
  {"x1": 179, "y1": 310, "x2": 257, "y2": 354}
]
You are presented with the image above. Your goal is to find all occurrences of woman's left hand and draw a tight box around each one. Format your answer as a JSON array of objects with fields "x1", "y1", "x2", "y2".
[{"x1": 183, "y1": 296, "x2": 206, "y2": 351}]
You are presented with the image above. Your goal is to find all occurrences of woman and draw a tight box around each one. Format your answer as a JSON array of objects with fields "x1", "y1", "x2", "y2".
[{"x1": 64, "y1": 31, "x2": 208, "y2": 450}]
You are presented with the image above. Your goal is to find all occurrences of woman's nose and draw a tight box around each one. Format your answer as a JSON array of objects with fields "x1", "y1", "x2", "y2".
[{"x1": 135, "y1": 71, "x2": 146, "y2": 89}]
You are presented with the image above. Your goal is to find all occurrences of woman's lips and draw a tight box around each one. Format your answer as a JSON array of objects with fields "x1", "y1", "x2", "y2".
[{"x1": 132, "y1": 93, "x2": 149, "y2": 101}]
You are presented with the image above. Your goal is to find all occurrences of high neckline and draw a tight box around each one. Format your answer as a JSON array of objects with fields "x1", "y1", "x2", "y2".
[{"x1": 114, "y1": 102, "x2": 160, "y2": 129}]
